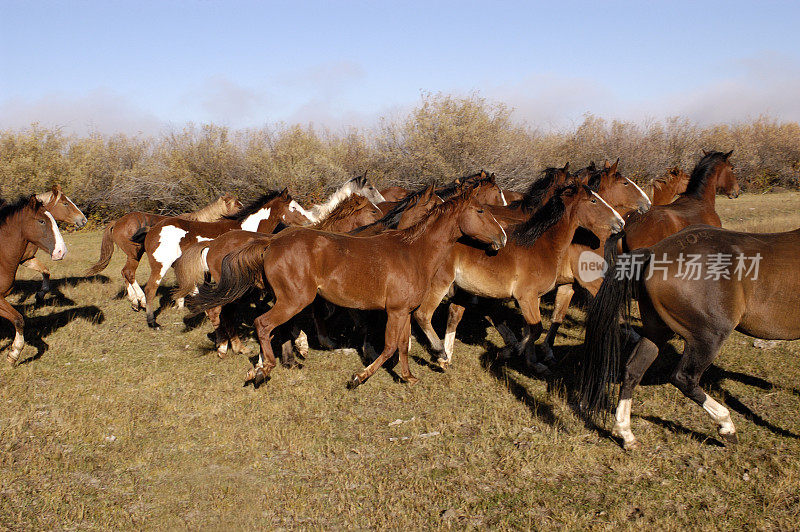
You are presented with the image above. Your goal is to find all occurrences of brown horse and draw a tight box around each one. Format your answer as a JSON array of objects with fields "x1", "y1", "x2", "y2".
[
  {"x1": 616, "y1": 151, "x2": 739, "y2": 253},
  {"x1": 15, "y1": 185, "x2": 87, "y2": 303},
  {"x1": 172, "y1": 194, "x2": 385, "y2": 356},
  {"x1": 650, "y1": 167, "x2": 690, "y2": 206},
  {"x1": 540, "y1": 160, "x2": 651, "y2": 359},
  {"x1": 0, "y1": 196, "x2": 67, "y2": 364},
  {"x1": 376, "y1": 171, "x2": 507, "y2": 212},
  {"x1": 378, "y1": 186, "x2": 410, "y2": 203},
  {"x1": 84, "y1": 195, "x2": 243, "y2": 309},
  {"x1": 413, "y1": 183, "x2": 625, "y2": 371},
  {"x1": 188, "y1": 187, "x2": 507, "y2": 387},
  {"x1": 142, "y1": 189, "x2": 312, "y2": 328},
  {"x1": 580, "y1": 224, "x2": 800, "y2": 449}
]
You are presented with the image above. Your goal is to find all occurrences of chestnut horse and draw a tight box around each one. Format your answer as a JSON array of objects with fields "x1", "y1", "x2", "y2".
[
  {"x1": 141, "y1": 189, "x2": 313, "y2": 328},
  {"x1": 377, "y1": 171, "x2": 507, "y2": 210},
  {"x1": 172, "y1": 194, "x2": 385, "y2": 356},
  {"x1": 13, "y1": 185, "x2": 87, "y2": 303},
  {"x1": 650, "y1": 167, "x2": 690, "y2": 206},
  {"x1": 0, "y1": 196, "x2": 67, "y2": 365},
  {"x1": 188, "y1": 187, "x2": 507, "y2": 387},
  {"x1": 580, "y1": 225, "x2": 800, "y2": 449},
  {"x1": 413, "y1": 183, "x2": 625, "y2": 371},
  {"x1": 615, "y1": 151, "x2": 739, "y2": 253},
  {"x1": 85, "y1": 195, "x2": 243, "y2": 309},
  {"x1": 540, "y1": 160, "x2": 651, "y2": 359}
]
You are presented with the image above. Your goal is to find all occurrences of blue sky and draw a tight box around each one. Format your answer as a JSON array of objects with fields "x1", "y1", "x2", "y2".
[{"x1": 2, "y1": 0, "x2": 799, "y2": 134}]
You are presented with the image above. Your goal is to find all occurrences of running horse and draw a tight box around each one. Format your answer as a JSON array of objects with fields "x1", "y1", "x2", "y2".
[
  {"x1": 18, "y1": 185, "x2": 87, "y2": 303},
  {"x1": 141, "y1": 189, "x2": 313, "y2": 329},
  {"x1": 85, "y1": 195, "x2": 243, "y2": 310},
  {"x1": 580, "y1": 225, "x2": 800, "y2": 449},
  {"x1": 188, "y1": 187, "x2": 508, "y2": 387},
  {"x1": 614, "y1": 150, "x2": 739, "y2": 253},
  {"x1": 0, "y1": 196, "x2": 67, "y2": 364}
]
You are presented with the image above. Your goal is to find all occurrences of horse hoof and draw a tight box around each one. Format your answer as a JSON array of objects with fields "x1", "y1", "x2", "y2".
[
  {"x1": 131, "y1": 304, "x2": 141, "y2": 312},
  {"x1": 529, "y1": 362, "x2": 551, "y2": 376},
  {"x1": 6, "y1": 356, "x2": 18, "y2": 367},
  {"x1": 252, "y1": 368, "x2": 267, "y2": 387},
  {"x1": 346, "y1": 374, "x2": 362, "y2": 390},
  {"x1": 622, "y1": 439, "x2": 640, "y2": 451},
  {"x1": 147, "y1": 319, "x2": 160, "y2": 330},
  {"x1": 401, "y1": 375, "x2": 419, "y2": 385},
  {"x1": 720, "y1": 432, "x2": 738, "y2": 446},
  {"x1": 436, "y1": 358, "x2": 450, "y2": 370}
]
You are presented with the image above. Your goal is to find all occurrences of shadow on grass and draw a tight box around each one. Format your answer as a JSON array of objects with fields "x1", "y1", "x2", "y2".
[
  {"x1": 0, "y1": 305, "x2": 105, "y2": 365},
  {"x1": 14, "y1": 275, "x2": 111, "y2": 308}
]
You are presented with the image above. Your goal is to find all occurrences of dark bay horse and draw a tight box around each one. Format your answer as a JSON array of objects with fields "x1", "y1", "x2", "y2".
[
  {"x1": 17, "y1": 185, "x2": 87, "y2": 303},
  {"x1": 413, "y1": 183, "x2": 625, "y2": 371},
  {"x1": 85, "y1": 195, "x2": 243, "y2": 309},
  {"x1": 580, "y1": 225, "x2": 800, "y2": 449},
  {"x1": 0, "y1": 196, "x2": 67, "y2": 364},
  {"x1": 141, "y1": 189, "x2": 313, "y2": 328},
  {"x1": 615, "y1": 151, "x2": 739, "y2": 253},
  {"x1": 188, "y1": 188, "x2": 507, "y2": 387}
]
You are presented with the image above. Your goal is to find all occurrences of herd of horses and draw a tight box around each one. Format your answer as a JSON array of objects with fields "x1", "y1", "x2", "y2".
[{"x1": 1, "y1": 151, "x2": 798, "y2": 449}]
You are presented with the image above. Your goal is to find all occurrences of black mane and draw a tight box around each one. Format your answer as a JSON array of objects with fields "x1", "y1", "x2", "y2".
[
  {"x1": 436, "y1": 171, "x2": 489, "y2": 200},
  {"x1": 510, "y1": 184, "x2": 578, "y2": 247},
  {"x1": 509, "y1": 167, "x2": 564, "y2": 212},
  {"x1": 350, "y1": 186, "x2": 429, "y2": 233},
  {"x1": 682, "y1": 151, "x2": 730, "y2": 198},
  {"x1": 0, "y1": 196, "x2": 36, "y2": 228},
  {"x1": 223, "y1": 190, "x2": 283, "y2": 221}
]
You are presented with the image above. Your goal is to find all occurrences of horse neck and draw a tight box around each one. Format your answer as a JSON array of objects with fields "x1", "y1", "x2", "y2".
[
  {"x1": 187, "y1": 201, "x2": 224, "y2": 222},
  {"x1": 652, "y1": 181, "x2": 674, "y2": 205},
  {"x1": 0, "y1": 212, "x2": 32, "y2": 266},
  {"x1": 312, "y1": 185, "x2": 354, "y2": 220},
  {"x1": 698, "y1": 168, "x2": 720, "y2": 207},
  {"x1": 538, "y1": 201, "x2": 581, "y2": 257},
  {"x1": 400, "y1": 207, "x2": 465, "y2": 271}
]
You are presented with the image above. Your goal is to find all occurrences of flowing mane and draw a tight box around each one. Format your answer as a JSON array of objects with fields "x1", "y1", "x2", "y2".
[
  {"x1": 396, "y1": 189, "x2": 471, "y2": 244},
  {"x1": 350, "y1": 185, "x2": 430, "y2": 234},
  {"x1": 223, "y1": 191, "x2": 282, "y2": 222},
  {"x1": 681, "y1": 151, "x2": 730, "y2": 198},
  {"x1": 180, "y1": 195, "x2": 238, "y2": 222},
  {"x1": 437, "y1": 171, "x2": 489, "y2": 200},
  {"x1": 509, "y1": 167, "x2": 566, "y2": 212},
  {"x1": 510, "y1": 184, "x2": 579, "y2": 247},
  {"x1": 0, "y1": 196, "x2": 37, "y2": 228},
  {"x1": 313, "y1": 195, "x2": 374, "y2": 231}
]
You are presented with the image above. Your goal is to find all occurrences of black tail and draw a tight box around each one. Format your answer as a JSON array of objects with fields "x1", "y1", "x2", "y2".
[
  {"x1": 186, "y1": 241, "x2": 270, "y2": 316},
  {"x1": 130, "y1": 226, "x2": 148, "y2": 245},
  {"x1": 578, "y1": 246, "x2": 651, "y2": 419}
]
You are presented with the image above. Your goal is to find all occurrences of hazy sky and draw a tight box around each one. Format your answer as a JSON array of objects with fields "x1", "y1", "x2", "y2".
[{"x1": 2, "y1": 0, "x2": 799, "y2": 134}]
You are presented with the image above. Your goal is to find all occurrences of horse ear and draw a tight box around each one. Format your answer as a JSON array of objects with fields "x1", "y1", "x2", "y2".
[
  {"x1": 280, "y1": 187, "x2": 289, "y2": 198},
  {"x1": 563, "y1": 162, "x2": 569, "y2": 172},
  {"x1": 28, "y1": 194, "x2": 39, "y2": 208},
  {"x1": 702, "y1": 149, "x2": 709, "y2": 156},
  {"x1": 608, "y1": 159, "x2": 619, "y2": 174},
  {"x1": 603, "y1": 160, "x2": 611, "y2": 169},
  {"x1": 724, "y1": 150, "x2": 733, "y2": 159},
  {"x1": 589, "y1": 161, "x2": 597, "y2": 171}
]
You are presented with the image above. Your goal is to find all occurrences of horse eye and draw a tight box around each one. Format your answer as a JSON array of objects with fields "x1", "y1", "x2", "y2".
[
  {"x1": 623, "y1": 182, "x2": 629, "y2": 186},
  {"x1": 477, "y1": 209, "x2": 484, "y2": 213},
  {"x1": 591, "y1": 199, "x2": 597, "y2": 204},
  {"x1": 38, "y1": 219, "x2": 46, "y2": 224}
]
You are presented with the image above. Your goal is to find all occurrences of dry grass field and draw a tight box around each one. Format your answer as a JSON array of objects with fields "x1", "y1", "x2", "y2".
[{"x1": 0, "y1": 192, "x2": 799, "y2": 529}]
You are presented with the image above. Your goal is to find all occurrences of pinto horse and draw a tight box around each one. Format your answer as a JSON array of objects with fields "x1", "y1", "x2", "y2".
[
  {"x1": 15, "y1": 185, "x2": 87, "y2": 303},
  {"x1": 188, "y1": 187, "x2": 508, "y2": 387},
  {"x1": 580, "y1": 225, "x2": 800, "y2": 449},
  {"x1": 413, "y1": 183, "x2": 625, "y2": 371},
  {"x1": 141, "y1": 189, "x2": 313, "y2": 329},
  {"x1": 85, "y1": 195, "x2": 243, "y2": 309},
  {"x1": 0, "y1": 196, "x2": 67, "y2": 364},
  {"x1": 308, "y1": 174, "x2": 386, "y2": 221},
  {"x1": 615, "y1": 151, "x2": 739, "y2": 253}
]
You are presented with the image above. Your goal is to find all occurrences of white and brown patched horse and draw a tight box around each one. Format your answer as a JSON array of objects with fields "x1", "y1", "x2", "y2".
[
  {"x1": 139, "y1": 189, "x2": 315, "y2": 328},
  {"x1": 0, "y1": 196, "x2": 67, "y2": 365},
  {"x1": 16, "y1": 185, "x2": 86, "y2": 303},
  {"x1": 308, "y1": 174, "x2": 386, "y2": 222}
]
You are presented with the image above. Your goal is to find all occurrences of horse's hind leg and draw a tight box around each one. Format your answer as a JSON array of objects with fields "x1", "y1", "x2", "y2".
[
  {"x1": 670, "y1": 335, "x2": 737, "y2": 444},
  {"x1": 412, "y1": 265, "x2": 455, "y2": 356},
  {"x1": 0, "y1": 297, "x2": 25, "y2": 365},
  {"x1": 396, "y1": 316, "x2": 417, "y2": 384},
  {"x1": 613, "y1": 337, "x2": 661, "y2": 450},
  {"x1": 516, "y1": 296, "x2": 547, "y2": 373},
  {"x1": 122, "y1": 251, "x2": 145, "y2": 311}
]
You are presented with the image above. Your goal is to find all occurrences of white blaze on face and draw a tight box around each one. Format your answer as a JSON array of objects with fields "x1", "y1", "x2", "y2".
[
  {"x1": 288, "y1": 200, "x2": 315, "y2": 223},
  {"x1": 152, "y1": 225, "x2": 188, "y2": 282},
  {"x1": 590, "y1": 191, "x2": 625, "y2": 229},
  {"x1": 241, "y1": 207, "x2": 271, "y2": 232},
  {"x1": 489, "y1": 212, "x2": 507, "y2": 246},
  {"x1": 500, "y1": 190, "x2": 508, "y2": 206},
  {"x1": 44, "y1": 212, "x2": 67, "y2": 260},
  {"x1": 625, "y1": 177, "x2": 651, "y2": 208}
]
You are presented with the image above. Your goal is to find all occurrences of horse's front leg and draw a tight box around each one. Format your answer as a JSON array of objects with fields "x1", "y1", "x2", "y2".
[
  {"x1": 21, "y1": 254, "x2": 51, "y2": 305},
  {"x1": 0, "y1": 297, "x2": 25, "y2": 365}
]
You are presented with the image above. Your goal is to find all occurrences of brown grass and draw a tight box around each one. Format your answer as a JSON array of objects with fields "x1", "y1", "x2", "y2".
[{"x1": 0, "y1": 192, "x2": 798, "y2": 528}]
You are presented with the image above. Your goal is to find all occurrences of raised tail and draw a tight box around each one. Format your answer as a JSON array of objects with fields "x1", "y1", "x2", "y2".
[
  {"x1": 578, "y1": 246, "x2": 652, "y2": 420},
  {"x1": 186, "y1": 240, "x2": 271, "y2": 316},
  {"x1": 84, "y1": 220, "x2": 117, "y2": 276},
  {"x1": 172, "y1": 240, "x2": 213, "y2": 301}
]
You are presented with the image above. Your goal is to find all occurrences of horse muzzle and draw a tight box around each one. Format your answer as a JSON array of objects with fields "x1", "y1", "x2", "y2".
[
  {"x1": 76, "y1": 217, "x2": 88, "y2": 228},
  {"x1": 51, "y1": 244, "x2": 67, "y2": 261},
  {"x1": 610, "y1": 222, "x2": 625, "y2": 234},
  {"x1": 637, "y1": 199, "x2": 652, "y2": 213},
  {"x1": 491, "y1": 234, "x2": 507, "y2": 251}
]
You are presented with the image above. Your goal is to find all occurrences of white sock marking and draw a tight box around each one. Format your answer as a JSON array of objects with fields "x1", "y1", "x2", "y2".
[
  {"x1": 444, "y1": 331, "x2": 456, "y2": 360},
  {"x1": 702, "y1": 395, "x2": 736, "y2": 435}
]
